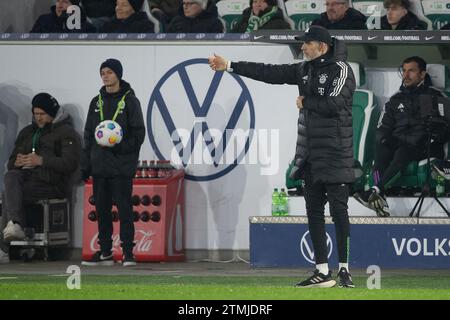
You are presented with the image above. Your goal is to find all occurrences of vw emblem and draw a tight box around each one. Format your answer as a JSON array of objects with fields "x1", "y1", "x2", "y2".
[
  {"x1": 300, "y1": 230, "x2": 333, "y2": 264},
  {"x1": 147, "y1": 58, "x2": 255, "y2": 181}
]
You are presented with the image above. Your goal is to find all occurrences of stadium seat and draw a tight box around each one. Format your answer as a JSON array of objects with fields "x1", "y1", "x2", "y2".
[
  {"x1": 419, "y1": 0, "x2": 450, "y2": 30},
  {"x1": 351, "y1": 0, "x2": 385, "y2": 29},
  {"x1": 142, "y1": 0, "x2": 163, "y2": 33},
  {"x1": 216, "y1": 0, "x2": 250, "y2": 32},
  {"x1": 409, "y1": 0, "x2": 433, "y2": 29},
  {"x1": 284, "y1": 0, "x2": 325, "y2": 31},
  {"x1": 285, "y1": 62, "x2": 380, "y2": 192}
]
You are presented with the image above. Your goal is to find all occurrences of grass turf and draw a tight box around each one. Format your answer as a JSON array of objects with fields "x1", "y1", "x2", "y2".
[{"x1": 0, "y1": 274, "x2": 449, "y2": 300}]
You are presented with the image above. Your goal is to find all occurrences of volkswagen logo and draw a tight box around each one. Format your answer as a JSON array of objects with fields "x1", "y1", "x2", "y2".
[
  {"x1": 147, "y1": 58, "x2": 255, "y2": 181},
  {"x1": 300, "y1": 231, "x2": 333, "y2": 264}
]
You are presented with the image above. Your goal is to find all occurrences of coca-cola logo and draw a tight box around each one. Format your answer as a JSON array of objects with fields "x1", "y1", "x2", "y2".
[{"x1": 89, "y1": 229, "x2": 156, "y2": 252}]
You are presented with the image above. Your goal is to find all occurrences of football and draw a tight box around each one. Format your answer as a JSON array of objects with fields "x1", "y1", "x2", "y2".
[{"x1": 94, "y1": 120, "x2": 123, "y2": 147}]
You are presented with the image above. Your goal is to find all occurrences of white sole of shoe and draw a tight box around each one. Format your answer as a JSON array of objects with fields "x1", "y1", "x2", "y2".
[
  {"x1": 81, "y1": 260, "x2": 114, "y2": 266},
  {"x1": 297, "y1": 279, "x2": 336, "y2": 288},
  {"x1": 122, "y1": 261, "x2": 137, "y2": 267},
  {"x1": 3, "y1": 234, "x2": 26, "y2": 243}
]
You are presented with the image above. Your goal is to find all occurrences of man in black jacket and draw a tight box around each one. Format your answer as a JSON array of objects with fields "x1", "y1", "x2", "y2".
[
  {"x1": 81, "y1": 59, "x2": 145, "y2": 267},
  {"x1": 31, "y1": 0, "x2": 94, "y2": 33},
  {"x1": 167, "y1": 0, "x2": 224, "y2": 33},
  {"x1": 380, "y1": 0, "x2": 428, "y2": 30},
  {"x1": 312, "y1": 0, "x2": 367, "y2": 30},
  {"x1": 354, "y1": 56, "x2": 449, "y2": 217},
  {"x1": 209, "y1": 26, "x2": 356, "y2": 288},
  {"x1": 0, "y1": 93, "x2": 81, "y2": 264},
  {"x1": 100, "y1": 0, "x2": 155, "y2": 33}
]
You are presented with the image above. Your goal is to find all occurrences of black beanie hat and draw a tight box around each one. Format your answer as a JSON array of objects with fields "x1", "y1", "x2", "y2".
[
  {"x1": 32, "y1": 93, "x2": 60, "y2": 118},
  {"x1": 127, "y1": 0, "x2": 144, "y2": 13},
  {"x1": 100, "y1": 58, "x2": 123, "y2": 79}
]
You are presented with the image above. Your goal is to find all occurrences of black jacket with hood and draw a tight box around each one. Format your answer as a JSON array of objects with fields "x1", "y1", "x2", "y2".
[
  {"x1": 312, "y1": 7, "x2": 367, "y2": 30},
  {"x1": 380, "y1": 11, "x2": 428, "y2": 30},
  {"x1": 100, "y1": 12, "x2": 155, "y2": 33},
  {"x1": 230, "y1": 38, "x2": 356, "y2": 184},
  {"x1": 7, "y1": 107, "x2": 81, "y2": 196},
  {"x1": 82, "y1": 80, "x2": 145, "y2": 178},
  {"x1": 232, "y1": 5, "x2": 291, "y2": 33},
  {"x1": 167, "y1": 0, "x2": 224, "y2": 33},
  {"x1": 81, "y1": 0, "x2": 116, "y2": 18},
  {"x1": 31, "y1": 5, "x2": 94, "y2": 33}
]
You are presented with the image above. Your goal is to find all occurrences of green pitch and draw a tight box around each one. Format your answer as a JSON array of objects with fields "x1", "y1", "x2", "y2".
[{"x1": 0, "y1": 274, "x2": 449, "y2": 300}]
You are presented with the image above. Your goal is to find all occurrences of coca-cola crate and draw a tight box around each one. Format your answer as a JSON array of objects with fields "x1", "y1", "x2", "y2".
[{"x1": 82, "y1": 170, "x2": 185, "y2": 262}]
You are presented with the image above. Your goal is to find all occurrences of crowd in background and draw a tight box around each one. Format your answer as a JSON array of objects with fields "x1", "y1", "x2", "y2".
[{"x1": 26, "y1": 0, "x2": 450, "y2": 34}]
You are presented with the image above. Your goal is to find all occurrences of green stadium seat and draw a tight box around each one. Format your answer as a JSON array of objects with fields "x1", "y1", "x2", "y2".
[
  {"x1": 284, "y1": 0, "x2": 325, "y2": 31},
  {"x1": 410, "y1": 0, "x2": 433, "y2": 29},
  {"x1": 418, "y1": 0, "x2": 450, "y2": 30},
  {"x1": 216, "y1": 0, "x2": 250, "y2": 32},
  {"x1": 351, "y1": 0, "x2": 385, "y2": 29}
]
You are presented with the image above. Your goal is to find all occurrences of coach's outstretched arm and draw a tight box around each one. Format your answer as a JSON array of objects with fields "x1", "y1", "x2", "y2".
[{"x1": 208, "y1": 54, "x2": 298, "y2": 85}]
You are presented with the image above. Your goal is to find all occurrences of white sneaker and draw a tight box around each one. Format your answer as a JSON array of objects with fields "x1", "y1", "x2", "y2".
[
  {"x1": 0, "y1": 249, "x2": 9, "y2": 264},
  {"x1": 3, "y1": 221, "x2": 26, "y2": 242}
]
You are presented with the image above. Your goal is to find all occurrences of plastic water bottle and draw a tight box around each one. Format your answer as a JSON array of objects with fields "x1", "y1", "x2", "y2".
[
  {"x1": 271, "y1": 188, "x2": 280, "y2": 216},
  {"x1": 279, "y1": 188, "x2": 289, "y2": 216},
  {"x1": 436, "y1": 175, "x2": 445, "y2": 197}
]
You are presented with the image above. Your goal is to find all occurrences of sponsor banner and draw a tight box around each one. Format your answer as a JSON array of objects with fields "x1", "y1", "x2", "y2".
[
  {"x1": 250, "y1": 219, "x2": 450, "y2": 269},
  {"x1": 0, "y1": 31, "x2": 449, "y2": 43}
]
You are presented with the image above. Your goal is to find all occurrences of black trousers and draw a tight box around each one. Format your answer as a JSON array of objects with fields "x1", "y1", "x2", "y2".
[
  {"x1": 372, "y1": 140, "x2": 442, "y2": 192},
  {"x1": 303, "y1": 165, "x2": 350, "y2": 265},
  {"x1": 93, "y1": 177, "x2": 134, "y2": 255}
]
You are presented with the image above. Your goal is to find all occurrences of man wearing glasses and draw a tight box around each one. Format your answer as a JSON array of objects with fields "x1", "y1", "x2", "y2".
[{"x1": 312, "y1": 0, "x2": 367, "y2": 30}]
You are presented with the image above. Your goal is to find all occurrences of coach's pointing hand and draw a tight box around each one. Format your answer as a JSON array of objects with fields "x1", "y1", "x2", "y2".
[{"x1": 208, "y1": 54, "x2": 228, "y2": 72}]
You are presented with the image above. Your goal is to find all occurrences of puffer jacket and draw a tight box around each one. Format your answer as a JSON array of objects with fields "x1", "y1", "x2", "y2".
[
  {"x1": 100, "y1": 12, "x2": 155, "y2": 33},
  {"x1": 30, "y1": 5, "x2": 94, "y2": 33},
  {"x1": 7, "y1": 107, "x2": 81, "y2": 195},
  {"x1": 312, "y1": 7, "x2": 367, "y2": 30},
  {"x1": 380, "y1": 11, "x2": 428, "y2": 30},
  {"x1": 82, "y1": 80, "x2": 145, "y2": 178},
  {"x1": 230, "y1": 38, "x2": 356, "y2": 184},
  {"x1": 167, "y1": 0, "x2": 224, "y2": 33}
]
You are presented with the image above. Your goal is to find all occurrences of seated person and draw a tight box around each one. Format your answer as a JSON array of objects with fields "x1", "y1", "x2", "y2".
[
  {"x1": 312, "y1": 0, "x2": 367, "y2": 30},
  {"x1": 354, "y1": 57, "x2": 450, "y2": 217},
  {"x1": 167, "y1": 0, "x2": 224, "y2": 33},
  {"x1": 0, "y1": 93, "x2": 81, "y2": 264},
  {"x1": 147, "y1": 0, "x2": 180, "y2": 29},
  {"x1": 31, "y1": 0, "x2": 94, "y2": 33},
  {"x1": 81, "y1": 0, "x2": 117, "y2": 31},
  {"x1": 380, "y1": 0, "x2": 427, "y2": 30},
  {"x1": 441, "y1": 23, "x2": 450, "y2": 30},
  {"x1": 232, "y1": 0, "x2": 291, "y2": 33},
  {"x1": 100, "y1": 0, "x2": 155, "y2": 33}
]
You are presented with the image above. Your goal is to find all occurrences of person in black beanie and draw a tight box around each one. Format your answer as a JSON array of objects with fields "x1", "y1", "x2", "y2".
[
  {"x1": 81, "y1": 58, "x2": 145, "y2": 267},
  {"x1": 100, "y1": 0, "x2": 155, "y2": 33},
  {"x1": 31, "y1": 0, "x2": 94, "y2": 33},
  {"x1": 0, "y1": 93, "x2": 81, "y2": 264}
]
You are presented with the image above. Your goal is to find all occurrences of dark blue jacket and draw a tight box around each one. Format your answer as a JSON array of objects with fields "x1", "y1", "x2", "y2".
[{"x1": 31, "y1": 5, "x2": 94, "y2": 33}]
